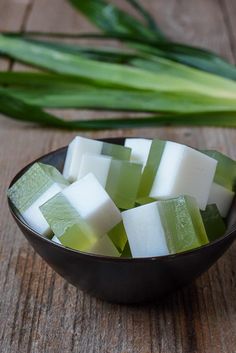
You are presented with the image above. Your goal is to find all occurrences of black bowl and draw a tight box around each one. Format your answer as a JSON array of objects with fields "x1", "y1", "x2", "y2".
[{"x1": 7, "y1": 138, "x2": 236, "y2": 304}]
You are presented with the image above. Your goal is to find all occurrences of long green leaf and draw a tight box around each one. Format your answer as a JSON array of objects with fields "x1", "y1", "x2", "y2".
[
  {"x1": 0, "y1": 35, "x2": 181, "y2": 93},
  {"x1": 130, "y1": 42, "x2": 236, "y2": 81},
  {"x1": 1, "y1": 35, "x2": 236, "y2": 101},
  {"x1": 0, "y1": 88, "x2": 67, "y2": 128},
  {"x1": 2, "y1": 78, "x2": 236, "y2": 113},
  {"x1": 130, "y1": 56, "x2": 236, "y2": 97},
  {"x1": 68, "y1": 0, "x2": 163, "y2": 41},
  {"x1": 5, "y1": 31, "x2": 236, "y2": 80},
  {"x1": 20, "y1": 38, "x2": 137, "y2": 63},
  {"x1": 1, "y1": 89, "x2": 236, "y2": 129}
]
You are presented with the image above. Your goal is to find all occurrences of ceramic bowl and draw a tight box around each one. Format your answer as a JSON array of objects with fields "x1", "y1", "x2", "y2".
[{"x1": 7, "y1": 138, "x2": 236, "y2": 304}]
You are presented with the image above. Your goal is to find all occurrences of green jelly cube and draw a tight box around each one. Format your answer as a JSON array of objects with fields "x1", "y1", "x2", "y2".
[
  {"x1": 203, "y1": 150, "x2": 236, "y2": 191},
  {"x1": 120, "y1": 241, "x2": 132, "y2": 258},
  {"x1": 40, "y1": 193, "x2": 98, "y2": 250},
  {"x1": 60, "y1": 223, "x2": 98, "y2": 251},
  {"x1": 137, "y1": 139, "x2": 166, "y2": 201},
  {"x1": 158, "y1": 196, "x2": 209, "y2": 254},
  {"x1": 41, "y1": 192, "x2": 120, "y2": 256},
  {"x1": 59, "y1": 226, "x2": 120, "y2": 257},
  {"x1": 106, "y1": 159, "x2": 142, "y2": 209},
  {"x1": 8, "y1": 162, "x2": 68, "y2": 213},
  {"x1": 8, "y1": 162, "x2": 69, "y2": 235},
  {"x1": 89, "y1": 234, "x2": 120, "y2": 257},
  {"x1": 135, "y1": 197, "x2": 157, "y2": 206},
  {"x1": 102, "y1": 141, "x2": 131, "y2": 161},
  {"x1": 53, "y1": 230, "x2": 120, "y2": 256},
  {"x1": 108, "y1": 221, "x2": 128, "y2": 253},
  {"x1": 201, "y1": 204, "x2": 226, "y2": 242}
]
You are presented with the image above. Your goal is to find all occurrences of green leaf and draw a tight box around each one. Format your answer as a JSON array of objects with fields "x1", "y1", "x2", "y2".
[
  {"x1": 0, "y1": 88, "x2": 68, "y2": 128},
  {"x1": 1, "y1": 35, "x2": 236, "y2": 101},
  {"x1": 19, "y1": 38, "x2": 137, "y2": 64},
  {"x1": 2, "y1": 78, "x2": 236, "y2": 113},
  {"x1": 2, "y1": 88, "x2": 236, "y2": 129},
  {"x1": 4, "y1": 31, "x2": 236, "y2": 81},
  {"x1": 68, "y1": 0, "x2": 163, "y2": 41},
  {"x1": 1, "y1": 88, "x2": 236, "y2": 129},
  {"x1": 130, "y1": 42, "x2": 236, "y2": 81},
  {"x1": 130, "y1": 56, "x2": 236, "y2": 97},
  {"x1": 0, "y1": 35, "x2": 179, "y2": 93}
]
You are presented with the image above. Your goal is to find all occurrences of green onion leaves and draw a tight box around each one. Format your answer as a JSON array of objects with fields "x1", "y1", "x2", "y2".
[{"x1": 1, "y1": 0, "x2": 236, "y2": 130}]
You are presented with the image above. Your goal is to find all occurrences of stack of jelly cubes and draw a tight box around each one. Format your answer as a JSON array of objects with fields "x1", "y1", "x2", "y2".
[{"x1": 8, "y1": 136, "x2": 235, "y2": 258}]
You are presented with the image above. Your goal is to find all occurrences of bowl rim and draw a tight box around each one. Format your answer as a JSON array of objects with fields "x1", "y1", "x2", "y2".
[{"x1": 7, "y1": 140, "x2": 236, "y2": 263}]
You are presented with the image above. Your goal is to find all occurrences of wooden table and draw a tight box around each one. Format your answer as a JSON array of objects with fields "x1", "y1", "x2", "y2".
[{"x1": 1, "y1": 0, "x2": 236, "y2": 352}]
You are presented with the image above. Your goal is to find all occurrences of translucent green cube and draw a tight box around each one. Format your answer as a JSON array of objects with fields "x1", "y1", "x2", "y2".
[
  {"x1": 158, "y1": 196, "x2": 209, "y2": 254},
  {"x1": 201, "y1": 204, "x2": 226, "y2": 242},
  {"x1": 52, "y1": 229, "x2": 120, "y2": 257},
  {"x1": 102, "y1": 141, "x2": 131, "y2": 161},
  {"x1": 203, "y1": 150, "x2": 236, "y2": 191},
  {"x1": 40, "y1": 173, "x2": 121, "y2": 254},
  {"x1": 106, "y1": 159, "x2": 142, "y2": 209},
  {"x1": 8, "y1": 162, "x2": 69, "y2": 235},
  {"x1": 108, "y1": 221, "x2": 128, "y2": 253},
  {"x1": 137, "y1": 139, "x2": 166, "y2": 201},
  {"x1": 122, "y1": 195, "x2": 209, "y2": 258},
  {"x1": 120, "y1": 241, "x2": 132, "y2": 258},
  {"x1": 46, "y1": 198, "x2": 128, "y2": 256},
  {"x1": 78, "y1": 154, "x2": 142, "y2": 209}
]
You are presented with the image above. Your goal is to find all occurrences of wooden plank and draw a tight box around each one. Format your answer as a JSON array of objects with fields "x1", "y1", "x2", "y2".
[
  {"x1": 147, "y1": 0, "x2": 234, "y2": 63},
  {"x1": 216, "y1": 0, "x2": 236, "y2": 63},
  {"x1": 0, "y1": 0, "x2": 33, "y2": 70},
  {"x1": 0, "y1": 0, "x2": 236, "y2": 352}
]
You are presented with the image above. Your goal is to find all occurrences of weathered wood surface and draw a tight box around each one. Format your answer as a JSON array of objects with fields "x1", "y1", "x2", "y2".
[{"x1": 0, "y1": 1, "x2": 236, "y2": 352}]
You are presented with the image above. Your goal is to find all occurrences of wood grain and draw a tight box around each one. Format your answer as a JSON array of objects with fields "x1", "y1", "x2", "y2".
[{"x1": 0, "y1": 0, "x2": 236, "y2": 352}]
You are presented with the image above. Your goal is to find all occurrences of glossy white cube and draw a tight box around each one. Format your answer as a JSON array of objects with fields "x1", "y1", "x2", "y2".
[
  {"x1": 63, "y1": 136, "x2": 102, "y2": 182},
  {"x1": 122, "y1": 202, "x2": 169, "y2": 258},
  {"x1": 22, "y1": 183, "x2": 66, "y2": 236},
  {"x1": 150, "y1": 141, "x2": 217, "y2": 210},
  {"x1": 125, "y1": 138, "x2": 152, "y2": 170},
  {"x1": 78, "y1": 154, "x2": 112, "y2": 187},
  {"x1": 62, "y1": 173, "x2": 121, "y2": 237}
]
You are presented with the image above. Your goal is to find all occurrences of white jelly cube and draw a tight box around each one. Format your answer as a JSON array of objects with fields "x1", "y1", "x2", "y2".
[
  {"x1": 208, "y1": 182, "x2": 234, "y2": 217},
  {"x1": 122, "y1": 202, "x2": 169, "y2": 258},
  {"x1": 122, "y1": 196, "x2": 208, "y2": 258},
  {"x1": 62, "y1": 173, "x2": 121, "y2": 237},
  {"x1": 150, "y1": 141, "x2": 217, "y2": 210},
  {"x1": 63, "y1": 136, "x2": 131, "y2": 182},
  {"x1": 124, "y1": 138, "x2": 152, "y2": 169},
  {"x1": 22, "y1": 183, "x2": 65, "y2": 235},
  {"x1": 78, "y1": 154, "x2": 112, "y2": 187},
  {"x1": 63, "y1": 136, "x2": 102, "y2": 182}
]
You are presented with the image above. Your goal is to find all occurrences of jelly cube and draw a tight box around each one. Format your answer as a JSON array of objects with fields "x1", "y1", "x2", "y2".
[
  {"x1": 8, "y1": 162, "x2": 69, "y2": 235},
  {"x1": 201, "y1": 204, "x2": 226, "y2": 242},
  {"x1": 63, "y1": 136, "x2": 131, "y2": 182},
  {"x1": 150, "y1": 142, "x2": 217, "y2": 210},
  {"x1": 122, "y1": 196, "x2": 208, "y2": 258},
  {"x1": 77, "y1": 154, "x2": 142, "y2": 209},
  {"x1": 40, "y1": 174, "x2": 121, "y2": 253},
  {"x1": 208, "y1": 182, "x2": 234, "y2": 217}
]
